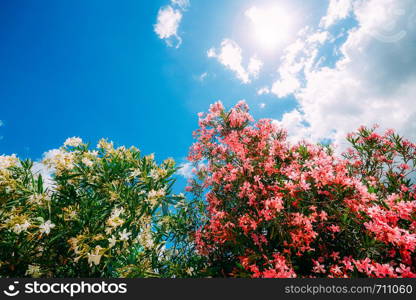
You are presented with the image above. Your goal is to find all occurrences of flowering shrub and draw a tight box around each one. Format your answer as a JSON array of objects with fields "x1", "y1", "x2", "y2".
[
  {"x1": 2, "y1": 102, "x2": 415, "y2": 278},
  {"x1": 0, "y1": 138, "x2": 204, "y2": 277},
  {"x1": 188, "y1": 101, "x2": 416, "y2": 278}
]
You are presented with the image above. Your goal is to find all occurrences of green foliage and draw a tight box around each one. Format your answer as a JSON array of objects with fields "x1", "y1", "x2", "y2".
[{"x1": 0, "y1": 138, "x2": 205, "y2": 278}]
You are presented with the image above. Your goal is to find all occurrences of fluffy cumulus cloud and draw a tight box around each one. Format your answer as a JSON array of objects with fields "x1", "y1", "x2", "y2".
[
  {"x1": 207, "y1": 39, "x2": 263, "y2": 84},
  {"x1": 154, "y1": 0, "x2": 190, "y2": 48},
  {"x1": 270, "y1": 30, "x2": 329, "y2": 99},
  {"x1": 31, "y1": 149, "x2": 60, "y2": 190},
  {"x1": 273, "y1": 109, "x2": 310, "y2": 144},
  {"x1": 177, "y1": 161, "x2": 206, "y2": 179},
  {"x1": 320, "y1": 0, "x2": 354, "y2": 28},
  {"x1": 274, "y1": 0, "x2": 416, "y2": 149},
  {"x1": 32, "y1": 161, "x2": 54, "y2": 190},
  {"x1": 177, "y1": 162, "x2": 193, "y2": 179}
]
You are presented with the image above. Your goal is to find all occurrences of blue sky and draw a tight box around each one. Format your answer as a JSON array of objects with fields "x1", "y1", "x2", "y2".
[{"x1": 1, "y1": 0, "x2": 416, "y2": 186}]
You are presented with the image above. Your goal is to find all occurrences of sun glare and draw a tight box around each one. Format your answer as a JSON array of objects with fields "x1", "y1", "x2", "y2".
[{"x1": 245, "y1": 5, "x2": 293, "y2": 50}]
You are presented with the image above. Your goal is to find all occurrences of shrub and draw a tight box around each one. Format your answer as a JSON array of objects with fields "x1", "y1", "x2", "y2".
[
  {"x1": 187, "y1": 101, "x2": 416, "y2": 278},
  {"x1": 0, "y1": 138, "x2": 204, "y2": 277}
]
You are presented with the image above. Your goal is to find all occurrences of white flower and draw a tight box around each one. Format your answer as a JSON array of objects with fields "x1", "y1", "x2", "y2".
[
  {"x1": 108, "y1": 235, "x2": 117, "y2": 248},
  {"x1": 0, "y1": 154, "x2": 19, "y2": 170},
  {"x1": 89, "y1": 150, "x2": 99, "y2": 157},
  {"x1": 43, "y1": 150, "x2": 75, "y2": 173},
  {"x1": 81, "y1": 157, "x2": 93, "y2": 167},
  {"x1": 148, "y1": 188, "x2": 166, "y2": 199},
  {"x1": 130, "y1": 168, "x2": 141, "y2": 178},
  {"x1": 105, "y1": 227, "x2": 113, "y2": 235},
  {"x1": 12, "y1": 224, "x2": 23, "y2": 234},
  {"x1": 13, "y1": 220, "x2": 31, "y2": 234},
  {"x1": 148, "y1": 169, "x2": 159, "y2": 180},
  {"x1": 39, "y1": 220, "x2": 55, "y2": 235},
  {"x1": 97, "y1": 139, "x2": 113, "y2": 151},
  {"x1": 87, "y1": 246, "x2": 103, "y2": 266},
  {"x1": 21, "y1": 220, "x2": 31, "y2": 231},
  {"x1": 64, "y1": 137, "x2": 83, "y2": 147},
  {"x1": 119, "y1": 229, "x2": 132, "y2": 241},
  {"x1": 186, "y1": 267, "x2": 194, "y2": 275},
  {"x1": 137, "y1": 228, "x2": 154, "y2": 249},
  {"x1": 28, "y1": 193, "x2": 50, "y2": 205},
  {"x1": 111, "y1": 207, "x2": 125, "y2": 218},
  {"x1": 25, "y1": 265, "x2": 42, "y2": 277}
]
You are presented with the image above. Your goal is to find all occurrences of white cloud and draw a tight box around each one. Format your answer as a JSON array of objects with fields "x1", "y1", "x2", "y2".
[
  {"x1": 177, "y1": 161, "x2": 206, "y2": 179},
  {"x1": 32, "y1": 161, "x2": 55, "y2": 190},
  {"x1": 273, "y1": 109, "x2": 310, "y2": 144},
  {"x1": 177, "y1": 162, "x2": 194, "y2": 179},
  {"x1": 31, "y1": 149, "x2": 61, "y2": 190},
  {"x1": 199, "y1": 72, "x2": 208, "y2": 81},
  {"x1": 171, "y1": 0, "x2": 190, "y2": 10},
  {"x1": 257, "y1": 87, "x2": 270, "y2": 95},
  {"x1": 207, "y1": 48, "x2": 216, "y2": 58},
  {"x1": 259, "y1": 103, "x2": 266, "y2": 109},
  {"x1": 248, "y1": 57, "x2": 263, "y2": 78},
  {"x1": 269, "y1": 29, "x2": 329, "y2": 98},
  {"x1": 154, "y1": 1, "x2": 190, "y2": 48},
  {"x1": 154, "y1": 6, "x2": 183, "y2": 48},
  {"x1": 276, "y1": 0, "x2": 416, "y2": 148},
  {"x1": 307, "y1": 31, "x2": 330, "y2": 44},
  {"x1": 320, "y1": 0, "x2": 354, "y2": 28},
  {"x1": 207, "y1": 39, "x2": 263, "y2": 84},
  {"x1": 272, "y1": 75, "x2": 301, "y2": 98}
]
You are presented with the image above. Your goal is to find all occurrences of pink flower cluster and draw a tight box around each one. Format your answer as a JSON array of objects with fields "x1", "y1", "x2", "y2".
[{"x1": 189, "y1": 101, "x2": 416, "y2": 278}]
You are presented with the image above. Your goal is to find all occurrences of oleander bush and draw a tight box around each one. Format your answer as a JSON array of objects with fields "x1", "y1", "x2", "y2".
[
  {"x1": 1, "y1": 101, "x2": 415, "y2": 278},
  {"x1": 0, "y1": 138, "x2": 205, "y2": 277},
  {"x1": 187, "y1": 101, "x2": 416, "y2": 278}
]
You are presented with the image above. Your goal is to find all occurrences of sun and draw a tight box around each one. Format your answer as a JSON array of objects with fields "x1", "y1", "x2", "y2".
[{"x1": 245, "y1": 5, "x2": 293, "y2": 50}]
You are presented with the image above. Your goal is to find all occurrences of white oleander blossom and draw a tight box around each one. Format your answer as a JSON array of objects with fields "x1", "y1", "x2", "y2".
[
  {"x1": 81, "y1": 157, "x2": 93, "y2": 167},
  {"x1": 119, "y1": 229, "x2": 132, "y2": 241},
  {"x1": 64, "y1": 137, "x2": 83, "y2": 147},
  {"x1": 25, "y1": 265, "x2": 42, "y2": 277},
  {"x1": 108, "y1": 235, "x2": 117, "y2": 248},
  {"x1": 0, "y1": 154, "x2": 19, "y2": 169},
  {"x1": 87, "y1": 246, "x2": 103, "y2": 266},
  {"x1": 39, "y1": 220, "x2": 55, "y2": 235},
  {"x1": 12, "y1": 220, "x2": 31, "y2": 234}
]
